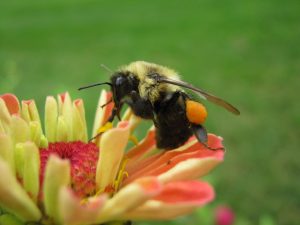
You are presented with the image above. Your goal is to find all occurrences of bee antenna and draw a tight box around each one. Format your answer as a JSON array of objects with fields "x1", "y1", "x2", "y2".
[
  {"x1": 78, "y1": 82, "x2": 112, "y2": 91},
  {"x1": 100, "y1": 64, "x2": 113, "y2": 73}
]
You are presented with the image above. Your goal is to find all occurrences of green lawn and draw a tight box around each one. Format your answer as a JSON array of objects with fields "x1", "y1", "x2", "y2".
[{"x1": 1, "y1": 0, "x2": 300, "y2": 224}]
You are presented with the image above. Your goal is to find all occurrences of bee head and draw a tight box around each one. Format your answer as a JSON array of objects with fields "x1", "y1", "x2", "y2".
[{"x1": 110, "y1": 72, "x2": 138, "y2": 106}]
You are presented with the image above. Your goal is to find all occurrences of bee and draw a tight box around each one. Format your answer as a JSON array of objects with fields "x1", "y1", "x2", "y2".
[{"x1": 79, "y1": 61, "x2": 240, "y2": 150}]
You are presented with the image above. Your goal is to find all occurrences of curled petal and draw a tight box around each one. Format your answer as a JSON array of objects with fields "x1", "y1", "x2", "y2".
[
  {"x1": 56, "y1": 116, "x2": 69, "y2": 142},
  {"x1": 0, "y1": 99, "x2": 12, "y2": 132},
  {"x1": 72, "y1": 99, "x2": 88, "y2": 142},
  {"x1": 29, "y1": 121, "x2": 43, "y2": 146},
  {"x1": 98, "y1": 177, "x2": 162, "y2": 223},
  {"x1": 22, "y1": 142, "x2": 40, "y2": 203},
  {"x1": 10, "y1": 115, "x2": 30, "y2": 144},
  {"x1": 92, "y1": 90, "x2": 114, "y2": 138},
  {"x1": 58, "y1": 92, "x2": 73, "y2": 141},
  {"x1": 0, "y1": 133, "x2": 15, "y2": 173},
  {"x1": 96, "y1": 121, "x2": 130, "y2": 191},
  {"x1": 122, "y1": 181, "x2": 214, "y2": 220},
  {"x1": 0, "y1": 158, "x2": 41, "y2": 222},
  {"x1": 59, "y1": 187, "x2": 107, "y2": 225},
  {"x1": 21, "y1": 100, "x2": 41, "y2": 124},
  {"x1": 45, "y1": 96, "x2": 58, "y2": 142},
  {"x1": 0, "y1": 94, "x2": 20, "y2": 115},
  {"x1": 43, "y1": 155, "x2": 70, "y2": 223}
]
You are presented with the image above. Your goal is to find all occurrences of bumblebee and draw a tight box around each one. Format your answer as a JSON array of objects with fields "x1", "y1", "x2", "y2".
[{"x1": 79, "y1": 61, "x2": 240, "y2": 150}]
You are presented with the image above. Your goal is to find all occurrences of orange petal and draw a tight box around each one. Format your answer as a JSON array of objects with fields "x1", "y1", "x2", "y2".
[
  {"x1": 125, "y1": 128, "x2": 156, "y2": 172},
  {"x1": 124, "y1": 134, "x2": 224, "y2": 184},
  {"x1": 0, "y1": 94, "x2": 20, "y2": 115}
]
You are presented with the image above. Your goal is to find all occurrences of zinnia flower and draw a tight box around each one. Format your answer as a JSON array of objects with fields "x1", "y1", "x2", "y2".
[{"x1": 0, "y1": 90, "x2": 224, "y2": 225}]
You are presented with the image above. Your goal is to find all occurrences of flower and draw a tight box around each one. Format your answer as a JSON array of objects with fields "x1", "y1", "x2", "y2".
[
  {"x1": 0, "y1": 90, "x2": 224, "y2": 225},
  {"x1": 215, "y1": 205, "x2": 235, "y2": 225}
]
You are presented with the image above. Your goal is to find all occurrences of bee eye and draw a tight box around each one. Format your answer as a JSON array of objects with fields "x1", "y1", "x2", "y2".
[{"x1": 115, "y1": 76, "x2": 125, "y2": 86}]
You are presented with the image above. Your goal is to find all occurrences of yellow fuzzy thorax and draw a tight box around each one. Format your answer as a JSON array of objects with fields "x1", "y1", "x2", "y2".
[{"x1": 119, "y1": 61, "x2": 181, "y2": 102}]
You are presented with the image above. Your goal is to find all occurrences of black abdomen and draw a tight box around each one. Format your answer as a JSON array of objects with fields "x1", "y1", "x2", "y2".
[{"x1": 153, "y1": 91, "x2": 192, "y2": 150}]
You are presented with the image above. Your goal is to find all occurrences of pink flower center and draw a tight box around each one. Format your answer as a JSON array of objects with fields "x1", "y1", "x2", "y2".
[{"x1": 39, "y1": 141, "x2": 99, "y2": 198}]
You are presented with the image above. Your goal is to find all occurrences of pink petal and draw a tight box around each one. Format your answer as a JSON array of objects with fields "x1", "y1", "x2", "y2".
[
  {"x1": 121, "y1": 181, "x2": 214, "y2": 221},
  {"x1": 154, "y1": 181, "x2": 214, "y2": 205},
  {"x1": 0, "y1": 94, "x2": 20, "y2": 115},
  {"x1": 124, "y1": 134, "x2": 224, "y2": 184}
]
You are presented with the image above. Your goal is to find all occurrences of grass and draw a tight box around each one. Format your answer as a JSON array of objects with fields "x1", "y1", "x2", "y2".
[{"x1": 1, "y1": 0, "x2": 300, "y2": 224}]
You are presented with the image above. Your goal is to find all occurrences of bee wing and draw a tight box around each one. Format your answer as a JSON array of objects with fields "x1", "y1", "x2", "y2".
[{"x1": 157, "y1": 77, "x2": 240, "y2": 115}]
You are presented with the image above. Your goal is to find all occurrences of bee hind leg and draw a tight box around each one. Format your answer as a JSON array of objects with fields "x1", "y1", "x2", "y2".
[{"x1": 191, "y1": 124, "x2": 224, "y2": 151}]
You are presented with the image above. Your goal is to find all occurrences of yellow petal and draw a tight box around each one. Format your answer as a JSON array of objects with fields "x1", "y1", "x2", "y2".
[
  {"x1": 29, "y1": 121, "x2": 43, "y2": 146},
  {"x1": 0, "y1": 98, "x2": 12, "y2": 133},
  {"x1": 59, "y1": 92, "x2": 73, "y2": 141},
  {"x1": 22, "y1": 142, "x2": 40, "y2": 203},
  {"x1": 56, "y1": 116, "x2": 69, "y2": 142},
  {"x1": 59, "y1": 187, "x2": 107, "y2": 225},
  {"x1": 121, "y1": 200, "x2": 196, "y2": 220},
  {"x1": 0, "y1": 133, "x2": 15, "y2": 173},
  {"x1": 45, "y1": 96, "x2": 58, "y2": 142},
  {"x1": 97, "y1": 177, "x2": 162, "y2": 223},
  {"x1": 72, "y1": 99, "x2": 88, "y2": 142},
  {"x1": 0, "y1": 158, "x2": 41, "y2": 222},
  {"x1": 92, "y1": 90, "x2": 110, "y2": 137},
  {"x1": 96, "y1": 122, "x2": 130, "y2": 191},
  {"x1": 21, "y1": 100, "x2": 41, "y2": 124},
  {"x1": 43, "y1": 155, "x2": 70, "y2": 223},
  {"x1": 9, "y1": 115, "x2": 30, "y2": 144}
]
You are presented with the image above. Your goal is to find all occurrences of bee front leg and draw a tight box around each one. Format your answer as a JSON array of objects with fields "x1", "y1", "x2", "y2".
[
  {"x1": 127, "y1": 90, "x2": 153, "y2": 119},
  {"x1": 108, "y1": 104, "x2": 123, "y2": 122}
]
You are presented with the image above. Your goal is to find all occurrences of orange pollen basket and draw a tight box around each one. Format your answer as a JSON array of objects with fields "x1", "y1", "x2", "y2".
[{"x1": 186, "y1": 100, "x2": 207, "y2": 124}]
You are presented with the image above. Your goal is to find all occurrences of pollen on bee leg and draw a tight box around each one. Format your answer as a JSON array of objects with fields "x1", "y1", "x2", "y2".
[
  {"x1": 97, "y1": 122, "x2": 113, "y2": 133},
  {"x1": 186, "y1": 100, "x2": 207, "y2": 124},
  {"x1": 90, "y1": 122, "x2": 114, "y2": 142}
]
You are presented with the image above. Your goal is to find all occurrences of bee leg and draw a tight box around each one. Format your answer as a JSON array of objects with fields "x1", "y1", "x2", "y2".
[
  {"x1": 88, "y1": 105, "x2": 123, "y2": 142},
  {"x1": 191, "y1": 124, "x2": 224, "y2": 151},
  {"x1": 100, "y1": 98, "x2": 113, "y2": 108},
  {"x1": 108, "y1": 103, "x2": 123, "y2": 122},
  {"x1": 127, "y1": 90, "x2": 153, "y2": 119},
  {"x1": 155, "y1": 91, "x2": 182, "y2": 112}
]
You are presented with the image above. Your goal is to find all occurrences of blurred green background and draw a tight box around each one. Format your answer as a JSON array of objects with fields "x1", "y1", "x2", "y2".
[{"x1": 1, "y1": 0, "x2": 299, "y2": 224}]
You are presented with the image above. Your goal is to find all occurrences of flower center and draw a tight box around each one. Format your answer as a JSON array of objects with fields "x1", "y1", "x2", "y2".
[{"x1": 40, "y1": 141, "x2": 99, "y2": 198}]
